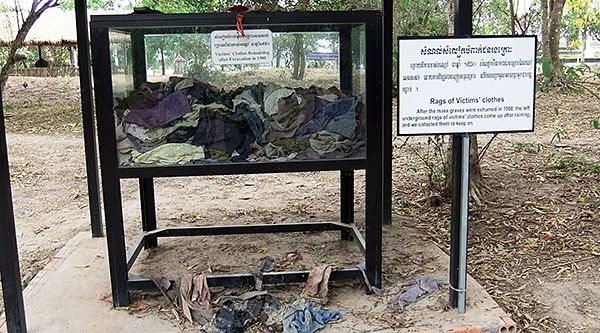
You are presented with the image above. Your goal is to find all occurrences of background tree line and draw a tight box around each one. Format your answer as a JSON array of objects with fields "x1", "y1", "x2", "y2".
[{"x1": 1, "y1": 0, "x2": 599, "y2": 83}]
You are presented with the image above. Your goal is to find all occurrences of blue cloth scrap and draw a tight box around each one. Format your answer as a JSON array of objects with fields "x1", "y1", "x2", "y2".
[
  {"x1": 297, "y1": 97, "x2": 357, "y2": 136},
  {"x1": 396, "y1": 275, "x2": 441, "y2": 311},
  {"x1": 283, "y1": 299, "x2": 342, "y2": 333}
]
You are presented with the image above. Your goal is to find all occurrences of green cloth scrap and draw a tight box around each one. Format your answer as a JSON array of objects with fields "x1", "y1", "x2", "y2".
[{"x1": 132, "y1": 143, "x2": 204, "y2": 165}]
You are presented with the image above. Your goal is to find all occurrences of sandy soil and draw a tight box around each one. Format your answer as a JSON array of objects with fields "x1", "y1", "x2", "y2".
[{"x1": 1, "y1": 75, "x2": 600, "y2": 332}]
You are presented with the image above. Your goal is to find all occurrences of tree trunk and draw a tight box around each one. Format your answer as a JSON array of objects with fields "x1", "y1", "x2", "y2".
[
  {"x1": 548, "y1": 0, "x2": 566, "y2": 80},
  {"x1": 541, "y1": 0, "x2": 550, "y2": 58},
  {"x1": 0, "y1": 1, "x2": 59, "y2": 91},
  {"x1": 298, "y1": 46, "x2": 306, "y2": 80},
  {"x1": 580, "y1": 29, "x2": 587, "y2": 64},
  {"x1": 160, "y1": 47, "x2": 166, "y2": 75},
  {"x1": 444, "y1": 134, "x2": 485, "y2": 204},
  {"x1": 69, "y1": 45, "x2": 76, "y2": 66},
  {"x1": 446, "y1": 0, "x2": 454, "y2": 36},
  {"x1": 291, "y1": 33, "x2": 305, "y2": 80},
  {"x1": 468, "y1": 134, "x2": 485, "y2": 205},
  {"x1": 508, "y1": 0, "x2": 516, "y2": 35}
]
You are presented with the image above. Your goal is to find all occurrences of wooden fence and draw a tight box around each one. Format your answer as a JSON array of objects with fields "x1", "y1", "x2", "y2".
[{"x1": 10, "y1": 67, "x2": 79, "y2": 77}]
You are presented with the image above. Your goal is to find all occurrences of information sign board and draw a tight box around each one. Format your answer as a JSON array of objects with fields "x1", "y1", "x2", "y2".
[
  {"x1": 211, "y1": 29, "x2": 273, "y2": 65},
  {"x1": 397, "y1": 36, "x2": 537, "y2": 135}
]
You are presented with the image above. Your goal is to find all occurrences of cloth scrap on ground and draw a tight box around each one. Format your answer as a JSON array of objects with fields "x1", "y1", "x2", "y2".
[
  {"x1": 214, "y1": 293, "x2": 266, "y2": 333},
  {"x1": 282, "y1": 298, "x2": 342, "y2": 333},
  {"x1": 305, "y1": 265, "x2": 332, "y2": 304},
  {"x1": 395, "y1": 275, "x2": 441, "y2": 311}
]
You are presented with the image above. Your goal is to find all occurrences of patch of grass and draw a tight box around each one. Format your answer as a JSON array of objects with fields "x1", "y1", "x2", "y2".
[
  {"x1": 547, "y1": 156, "x2": 600, "y2": 176},
  {"x1": 514, "y1": 142, "x2": 542, "y2": 154},
  {"x1": 23, "y1": 97, "x2": 44, "y2": 109},
  {"x1": 4, "y1": 102, "x2": 82, "y2": 134}
]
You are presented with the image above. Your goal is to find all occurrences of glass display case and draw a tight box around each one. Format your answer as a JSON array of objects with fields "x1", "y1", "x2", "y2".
[{"x1": 90, "y1": 10, "x2": 383, "y2": 307}]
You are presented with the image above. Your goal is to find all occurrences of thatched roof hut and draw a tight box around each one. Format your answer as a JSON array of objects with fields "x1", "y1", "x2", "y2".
[{"x1": 0, "y1": 8, "x2": 131, "y2": 47}]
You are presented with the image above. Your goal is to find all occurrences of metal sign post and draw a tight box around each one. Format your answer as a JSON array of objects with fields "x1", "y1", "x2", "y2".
[
  {"x1": 0, "y1": 92, "x2": 27, "y2": 332},
  {"x1": 450, "y1": 0, "x2": 472, "y2": 314},
  {"x1": 449, "y1": 133, "x2": 470, "y2": 313}
]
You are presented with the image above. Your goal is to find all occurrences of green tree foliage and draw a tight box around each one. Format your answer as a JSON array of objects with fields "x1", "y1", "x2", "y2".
[
  {"x1": 0, "y1": 3, "x2": 11, "y2": 12},
  {"x1": 176, "y1": 34, "x2": 213, "y2": 78},
  {"x1": 60, "y1": 0, "x2": 117, "y2": 10},
  {"x1": 562, "y1": 0, "x2": 600, "y2": 56},
  {"x1": 472, "y1": 0, "x2": 538, "y2": 35},
  {"x1": 273, "y1": 34, "x2": 294, "y2": 68},
  {"x1": 562, "y1": 9, "x2": 581, "y2": 48},
  {"x1": 279, "y1": 0, "x2": 379, "y2": 10},
  {"x1": 473, "y1": 0, "x2": 511, "y2": 34},
  {"x1": 140, "y1": 0, "x2": 226, "y2": 13},
  {"x1": 392, "y1": 0, "x2": 446, "y2": 82},
  {"x1": 144, "y1": 35, "x2": 175, "y2": 75},
  {"x1": 566, "y1": 0, "x2": 600, "y2": 36},
  {"x1": 393, "y1": 0, "x2": 447, "y2": 36}
]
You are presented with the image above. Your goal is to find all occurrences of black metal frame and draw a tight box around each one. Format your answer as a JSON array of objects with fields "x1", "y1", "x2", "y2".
[
  {"x1": 383, "y1": 0, "x2": 393, "y2": 225},
  {"x1": 75, "y1": 0, "x2": 103, "y2": 238},
  {"x1": 90, "y1": 10, "x2": 383, "y2": 307},
  {"x1": 0, "y1": 92, "x2": 27, "y2": 332}
]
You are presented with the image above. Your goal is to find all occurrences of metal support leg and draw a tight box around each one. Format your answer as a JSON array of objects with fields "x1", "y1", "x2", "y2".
[
  {"x1": 140, "y1": 178, "x2": 157, "y2": 248},
  {"x1": 104, "y1": 179, "x2": 130, "y2": 307},
  {"x1": 91, "y1": 27, "x2": 130, "y2": 307},
  {"x1": 340, "y1": 170, "x2": 354, "y2": 241},
  {"x1": 75, "y1": 0, "x2": 103, "y2": 237},
  {"x1": 0, "y1": 93, "x2": 27, "y2": 333},
  {"x1": 383, "y1": 0, "x2": 393, "y2": 226},
  {"x1": 365, "y1": 178, "x2": 383, "y2": 290},
  {"x1": 364, "y1": 21, "x2": 383, "y2": 290}
]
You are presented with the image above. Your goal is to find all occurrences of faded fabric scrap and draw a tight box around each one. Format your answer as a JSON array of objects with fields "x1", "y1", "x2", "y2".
[
  {"x1": 308, "y1": 131, "x2": 354, "y2": 156},
  {"x1": 132, "y1": 143, "x2": 204, "y2": 165},
  {"x1": 396, "y1": 275, "x2": 441, "y2": 311},
  {"x1": 283, "y1": 298, "x2": 342, "y2": 333},
  {"x1": 297, "y1": 97, "x2": 357, "y2": 136},
  {"x1": 125, "y1": 91, "x2": 191, "y2": 128}
]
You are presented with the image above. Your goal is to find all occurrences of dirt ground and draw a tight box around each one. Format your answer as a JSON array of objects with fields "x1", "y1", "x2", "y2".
[{"x1": 1, "y1": 75, "x2": 599, "y2": 332}]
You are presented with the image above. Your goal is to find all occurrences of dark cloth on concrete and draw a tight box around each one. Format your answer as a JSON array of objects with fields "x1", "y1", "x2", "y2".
[{"x1": 215, "y1": 296, "x2": 265, "y2": 333}]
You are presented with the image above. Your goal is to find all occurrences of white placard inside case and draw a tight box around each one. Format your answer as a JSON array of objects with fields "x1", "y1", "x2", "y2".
[{"x1": 211, "y1": 29, "x2": 273, "y2": 65}]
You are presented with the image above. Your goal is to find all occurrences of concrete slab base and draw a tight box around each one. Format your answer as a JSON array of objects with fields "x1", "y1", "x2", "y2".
[
  {"x1": 0, "y1": 232, "x2": 177, "y2": 333},
  {"x1": 1, "y1": 231, "x2": 516, "y2": 333}
]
